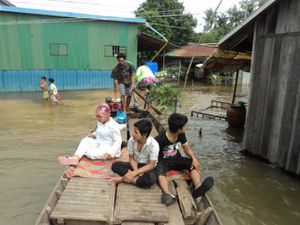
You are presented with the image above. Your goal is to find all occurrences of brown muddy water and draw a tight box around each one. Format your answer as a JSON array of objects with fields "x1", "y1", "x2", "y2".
[{"x1": 0, "y1": 85, "x2": 299, "y2": 225}]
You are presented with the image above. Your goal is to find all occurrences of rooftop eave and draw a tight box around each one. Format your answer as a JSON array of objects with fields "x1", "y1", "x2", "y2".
[
  {"x1": 0, "y1": 5, "x2": 146, "y2": 24},
  {"x1": 218, "y1": 0, "x2": 279, "y2": 49}
]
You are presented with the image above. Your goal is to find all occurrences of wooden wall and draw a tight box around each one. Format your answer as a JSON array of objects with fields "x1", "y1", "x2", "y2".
[{"x1": 244, "y1": 0, "x2": 300, "y2": 175}]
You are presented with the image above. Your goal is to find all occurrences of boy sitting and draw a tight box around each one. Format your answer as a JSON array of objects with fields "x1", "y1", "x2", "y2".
[
  {"x1": 110, "y1": 119, "x2": 159, "y2": 187},
  {"x1": 155, "y1": 113, "x2": 214, "y2": 206}
]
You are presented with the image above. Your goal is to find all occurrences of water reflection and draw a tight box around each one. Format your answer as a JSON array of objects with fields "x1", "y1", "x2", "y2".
[{"x1": 0, "y1": 86, "x2": 299, "y2": 225}]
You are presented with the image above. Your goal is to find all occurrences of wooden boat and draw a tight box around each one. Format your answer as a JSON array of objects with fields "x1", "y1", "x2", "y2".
[{"x1": 35, "y1": 106, "x2": 223, "y2": 225}]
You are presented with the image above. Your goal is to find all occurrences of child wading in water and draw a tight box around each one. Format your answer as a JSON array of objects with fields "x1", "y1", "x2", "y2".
[
  {"x1": 40, "y1": 76, "x2": 49, "y2": 100},
  {"x1": 49, "y1": 78, "x2": 61, "y2": 103},
  {"x1": 110, "y1": 119, "x2": 159, "y2": 187},
  {"x1": 155, "y1": 113, "x2": 214, "y2": 206}
]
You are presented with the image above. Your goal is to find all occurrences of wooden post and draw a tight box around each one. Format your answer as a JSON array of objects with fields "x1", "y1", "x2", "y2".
[
  {"x1": 178, "y1": 60, "x2": 182, "y2": 85},
  {"x1": 163, "y1": 49, "x2": 166, "y2": 70},
  {"x1": 231, "y1": 70, "x2": 239, "y2": 105},
  {"x1": 184, "y1": 55, "x2": 194, "y2": 88}
]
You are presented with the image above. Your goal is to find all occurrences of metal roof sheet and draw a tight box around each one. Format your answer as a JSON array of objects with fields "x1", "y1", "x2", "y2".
[
  {"x1": 166, "y1": 43, "x2": 216, "y2": 58},
  {"x1": 0, "y1": 5, "x2": 145, "y2": 24},
  {"x1": 138, "y1": 33, "x2": 178, "y2": 52}
]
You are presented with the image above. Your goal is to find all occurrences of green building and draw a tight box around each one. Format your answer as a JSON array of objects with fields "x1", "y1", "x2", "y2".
[{"x1": 0, "y1": 5, "x2": 145, "y2": 92}]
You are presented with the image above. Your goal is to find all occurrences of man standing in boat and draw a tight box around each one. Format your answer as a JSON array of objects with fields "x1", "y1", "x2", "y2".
[
  {"x1": 111, "y1": 53, "x2": 135, "y2": 114},
  {"x1": 155, "y1": 113, "x2": 214, "y2": 206}
]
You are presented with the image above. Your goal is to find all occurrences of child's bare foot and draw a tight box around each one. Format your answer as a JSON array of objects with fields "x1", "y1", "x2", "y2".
[
  {"x1": 58, "y1": 156, "x2": 79, "y2": 166},
  {"x1": 109, "y1": 177, "x2": 123, "y2": 186},
  {"x1": 64, "y1": 166, "x2": 75, "y2": 178},
  {"x1": 102, "y1": 153, "x2": 111, "y2": 160}
]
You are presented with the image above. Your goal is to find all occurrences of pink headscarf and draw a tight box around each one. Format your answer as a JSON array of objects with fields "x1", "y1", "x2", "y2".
[{"x1": 96, "y1": 103, "x2": 111, "y2": 117}]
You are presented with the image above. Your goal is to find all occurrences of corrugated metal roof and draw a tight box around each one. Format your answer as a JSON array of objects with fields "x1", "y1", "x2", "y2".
[
  {"x1": 138, "y1": 33, "x2": 178, "y2": 52},
  {"x1": 0, "y1": 5, "x2": 145, "y2": 24},
  {"x1": 166, "y1": 43, "x2": 216, "y2": 58},
  {"x1": 202, "y1": 49, "x2": 251, "y2": 73}
]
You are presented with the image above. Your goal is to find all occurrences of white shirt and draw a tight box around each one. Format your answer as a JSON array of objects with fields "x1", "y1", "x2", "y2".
[
  {"x1": 128, "y1": 136, "x2": 159, "y2": 164},
  {"x1": 50, "y1": 83, "x2": 58, "y2": 95},
  {"x1": 95, "y1": 117, "x2": 122, "y2": 157}
]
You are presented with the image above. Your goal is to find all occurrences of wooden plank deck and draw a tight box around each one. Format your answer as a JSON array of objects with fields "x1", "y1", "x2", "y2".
[
  {"x1": 50, "y1": 177, "x2": 115, "y2": 225},
  {"x1": 114, "y1": 183, "x2": 169, "y2": 224}
]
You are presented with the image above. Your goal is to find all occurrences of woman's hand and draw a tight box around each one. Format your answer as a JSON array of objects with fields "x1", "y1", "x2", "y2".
[{"x1": 87, "y1": 133, "x2": 96, "y2": 139}]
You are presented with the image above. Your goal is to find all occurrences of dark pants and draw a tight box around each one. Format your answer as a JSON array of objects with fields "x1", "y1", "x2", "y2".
[
  {"x1": 111, "y1": 161, "x2": 157, "y2": 188},
  {"x1": 156, "y1": 156, "x2": 193, "y2": 176}
]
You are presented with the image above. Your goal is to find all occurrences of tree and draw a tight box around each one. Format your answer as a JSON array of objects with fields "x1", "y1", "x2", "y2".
[
  {"x1": 135, "y1": 0, "x2": 197, "y2": 46},
  {"x1": 201, "y1": 0, "x2": 268, "y2": 43}
]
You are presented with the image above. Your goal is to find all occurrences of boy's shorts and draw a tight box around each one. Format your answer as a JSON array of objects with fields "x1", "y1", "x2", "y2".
[
  {"x1": 156, "y1": 156, "x2": 193, "y2": 176},
  {"x1": 119, "y1": 83, "x2": 132, "y2": 96}
]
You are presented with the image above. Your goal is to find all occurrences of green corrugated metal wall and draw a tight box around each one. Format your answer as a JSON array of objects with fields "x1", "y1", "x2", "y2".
[{"x1": 0, "y1": 12, "x2": 138, "y2": 70}]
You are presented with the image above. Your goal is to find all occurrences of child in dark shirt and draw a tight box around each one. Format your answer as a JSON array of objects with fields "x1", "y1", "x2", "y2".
[{"x1": 155, "y1": 113, "x2": 214, "y2": 206}]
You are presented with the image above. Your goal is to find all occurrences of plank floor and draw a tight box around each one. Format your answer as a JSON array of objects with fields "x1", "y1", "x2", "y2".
[
  {"x1": 114, "y1": 183, "x2": 169, "y2": 224},
  {"x1": 50, "y1": 177, "x2": 115, "y2": 224}
]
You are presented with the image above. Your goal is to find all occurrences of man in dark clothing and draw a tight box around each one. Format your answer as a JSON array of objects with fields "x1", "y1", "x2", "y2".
[
  {"x1": 155, "y1": 113, "x2": 214, "y2": 206},
  {"x1": 111, "y1": 53, "x2": 135, "y2": 113}
]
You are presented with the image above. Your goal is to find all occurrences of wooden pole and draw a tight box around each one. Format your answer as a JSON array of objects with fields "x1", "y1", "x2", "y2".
[
  {"x1": 178, "y1": 60, "x2": 182, "y2": 85},
  {"x1": 183, "y1": 0, "x2": 222, "y2": 89},
  {"x1": 133, "y1": 89, "x2": 162, "y2": 115},
  {"x1": 163, "y1": 49, "x2": 166, "y2": 70},
  {"x1": 184, "y1": 55, "x2": 195, "y2": 88},
  {"x1": 231, "y1": 70, "x2": 239, "y2": 105}
]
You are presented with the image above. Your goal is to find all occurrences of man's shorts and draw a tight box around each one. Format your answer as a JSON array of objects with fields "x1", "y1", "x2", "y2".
[
  {"x1": 156, "y1": 156, "x2": 193, "y2": 176},
  {"x1": 138, "y1": 77, "x2": 157, "y2": 90},
  {"x1": 119, "y1": 83, "x2": 132, "y2": 96}
]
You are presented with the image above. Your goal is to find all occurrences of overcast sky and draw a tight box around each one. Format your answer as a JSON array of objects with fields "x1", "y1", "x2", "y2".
[{"x1": 9, "y1": 0, "x2": 241, "y2": 31}]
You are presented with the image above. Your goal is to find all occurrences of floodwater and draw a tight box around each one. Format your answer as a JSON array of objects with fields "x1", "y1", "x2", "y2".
[{"x1": 0, "y1": 85, "x2": 299, "y2": 225}]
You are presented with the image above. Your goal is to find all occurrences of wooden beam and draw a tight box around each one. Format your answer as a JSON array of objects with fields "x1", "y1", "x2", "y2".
[
  {"x1": 133, "y1": 89, "x2": 162, "y2": 115},
  {"x1": 174, "y1": 180, "x2": 197, "y2": 224}
]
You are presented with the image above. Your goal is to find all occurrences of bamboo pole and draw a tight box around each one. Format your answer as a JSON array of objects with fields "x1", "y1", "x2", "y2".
[{"x1": 183, "y1": 0, "x2": 222, "y2": 88}]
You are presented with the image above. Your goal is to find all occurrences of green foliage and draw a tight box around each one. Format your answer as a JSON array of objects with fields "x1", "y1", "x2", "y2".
[
  {"x1": 146, "y1": 84, "x2": 181, "y2": 111},
  {"x1": 135, "y1": 0, "x2": 197, "y2": 45},
  {"x1": 155, "y1": 64, "x2": 187, "y2": 81},
  {"x1": 200, "y1": 0, "x2": 268, "y2": 43}
]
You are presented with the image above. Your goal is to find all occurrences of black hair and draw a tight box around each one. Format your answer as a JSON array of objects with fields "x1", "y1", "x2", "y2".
[
  {"x1": 48, "y1": 78, "x2": 54, "y2": 83},
  {"x1": 117, "y1": 53, "x2": 126, "y2": 60},
  {"x1": 134, "y1": 119, "x2": 152, "y2": 138},
  {"x1": 139, "y1": 60, "x2": 146, "y2": 66},
  {"x1": 41, "y1": 76, "x2": 47, "y2": 80},
  {"x1": 168, "y1": 113, "x2": 188, "y2": 133}
]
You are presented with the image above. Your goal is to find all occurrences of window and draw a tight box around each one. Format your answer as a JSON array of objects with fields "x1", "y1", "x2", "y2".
[
  {"x1": 49, "y1": 43, "x2": 68, "y2": 56},
  {"x1": 104, "y1": 45, "x2": 127, "y2": 57}
]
